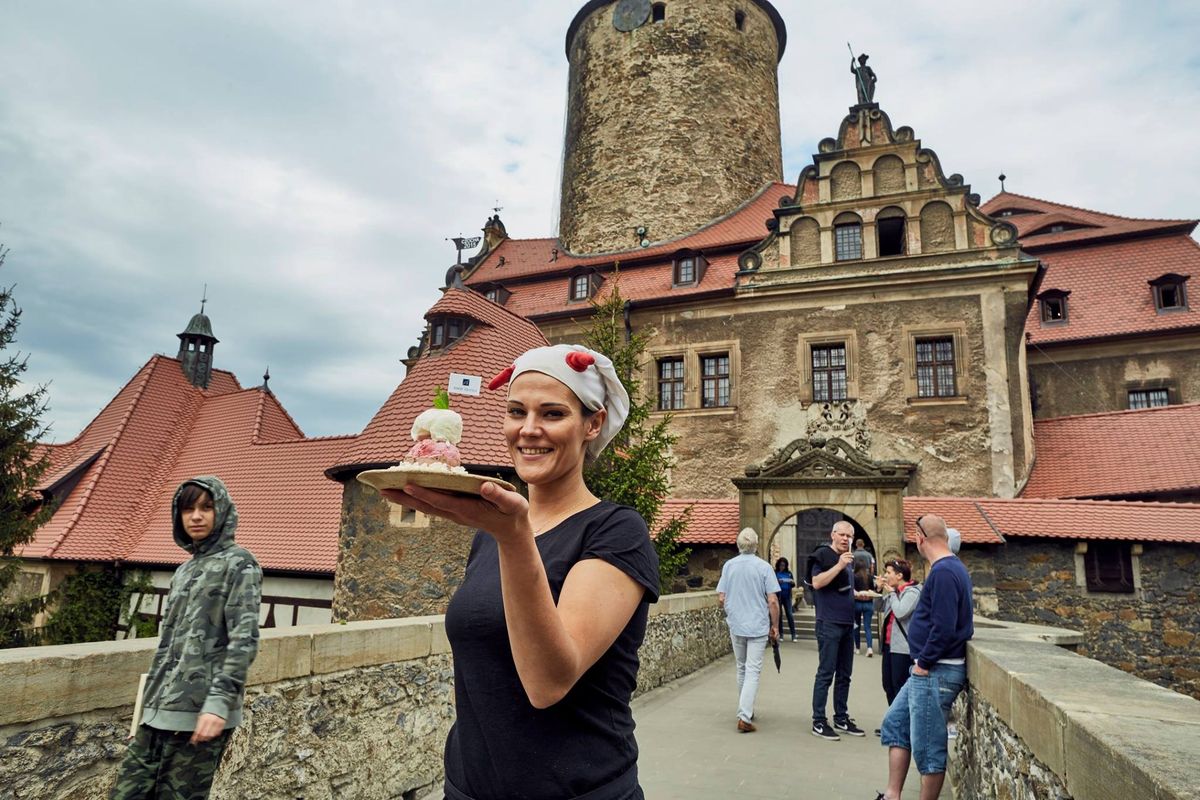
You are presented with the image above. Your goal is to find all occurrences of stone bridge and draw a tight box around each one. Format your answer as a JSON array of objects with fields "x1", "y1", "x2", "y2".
[{"x1": 2, "y1": 593, "x2": 1197, "y2": 799}]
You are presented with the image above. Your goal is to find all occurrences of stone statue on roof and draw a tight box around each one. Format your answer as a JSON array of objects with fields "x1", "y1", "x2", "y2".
[{"x1": 851, "y1": 53, "x2": 877, "y2": 105}]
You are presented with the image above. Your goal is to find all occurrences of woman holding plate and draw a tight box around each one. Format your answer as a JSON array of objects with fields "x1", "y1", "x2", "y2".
[{"x1": 383, "y1": 344, "x2": 660, "y2": 800}]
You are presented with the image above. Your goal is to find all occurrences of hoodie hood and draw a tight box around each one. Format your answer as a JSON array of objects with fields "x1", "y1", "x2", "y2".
[{"x1": 172, "y1": 476, "x2": 238, "y2": 556}]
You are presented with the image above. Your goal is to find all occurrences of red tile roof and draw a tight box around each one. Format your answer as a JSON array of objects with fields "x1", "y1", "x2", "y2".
[
  {"x1": 24, "y1": 355, "x2": 353, "y2": 574},
  {"x1": 979, "y1": 194, "x2": 1200, "y2": 345},
  {"x1": 501, "y1": 252, "x2": 743, "y2": 320},
  {"x1": 336, "y1": 289, "x2": 548, "y2": 473},
  {"x1": 657, "y1": 499, "x2": 741, "y2": 545},
  {"x1": 906, "y1": 497, "x2": 1200, "y2": 545},
  {"x1": 902, "y1": 498, "x2": 1005, "y2": 544},
  {"x1": 467, "y1": 182, "x2": 791, "y2": 284},
  {"x1": 982, "y1": 192, "x2": 1195, "y2": 250},
  {"x1": 1022, "y1": 403, "x2": 1200, "y2": 500},
  {"x1": 1025, "y1": 235, "x2": 1200, "y2": 344}
]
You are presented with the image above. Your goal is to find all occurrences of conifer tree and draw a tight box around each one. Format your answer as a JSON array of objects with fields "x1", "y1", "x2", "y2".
[
  {"x1": 582, "y1": 278, "x2": 690, "y2": 590},
  {"x1": 0, "y1": 241, "x2": 51, "y2": 647}
]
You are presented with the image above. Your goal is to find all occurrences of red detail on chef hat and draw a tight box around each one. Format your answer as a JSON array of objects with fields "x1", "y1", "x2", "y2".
[
  {"x1": 565, "y1": 351, "x2": 595, "y2": 372},
  {"x1": 487, "y1": 365, "x2": 515, "y2": 390}
]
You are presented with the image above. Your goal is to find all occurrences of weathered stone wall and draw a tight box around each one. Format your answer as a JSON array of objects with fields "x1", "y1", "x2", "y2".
[
  {"x1": 559, "y1": 0, "x2": 783, "y2": 253},
  {"x1": 952, "y1": 692, "x2": 1072, "y2": 800},
  {"x1": 789, "y1": 218, "x2": 821, "y2": 266},
  {"x1": 637, "y1": 592, "x2": 731, "y2": 694},
  {"x1": 949, "y1": 620, "x2": 1200, "y2": 800},
  {"x1": 332, "y1": 479, "x2": 475, "y2": 621},
  {"x1": 989, "y1": 539, "x2": 1200, "y2": 699},
  {"x1": 0, "y1": 619, "x2": 455, "y2": 800},
  {"x1": 671, "y1": 543, "x2": 737, "y2": 593},
  {"x1": 636, "y1": 292, "x2": 998, "y2": 498},
  {"x1": 0, "y1": 595, "x2": 728, "y2": 799},
  {"x1": 1030, "y1": 343, "x2": 1200, "y2": 419}
]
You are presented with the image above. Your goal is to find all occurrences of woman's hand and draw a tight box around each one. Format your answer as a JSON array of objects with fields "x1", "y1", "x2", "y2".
[{"x1": 381, "y1": 482, "x2": 532, "y2": 543}]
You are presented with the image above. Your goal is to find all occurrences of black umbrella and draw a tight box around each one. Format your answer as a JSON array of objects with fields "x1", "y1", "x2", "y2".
[{"x1": 772, "y1": 639, "x2": 782, "y2": 673}]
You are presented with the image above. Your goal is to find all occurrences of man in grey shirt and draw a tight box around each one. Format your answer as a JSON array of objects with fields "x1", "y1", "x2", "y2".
[{"x1": 716, "y1": 527, "x2": 780, "y2": 733}]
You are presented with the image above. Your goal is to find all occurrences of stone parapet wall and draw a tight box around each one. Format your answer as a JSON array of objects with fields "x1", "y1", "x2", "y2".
[
  {"x1": 0, "y1": 593, "x2": 726, "y2": 799},
  {"x1": 950, "y1": 619, "x2": 1200, "y2": 800},
  {"x1": 987, "y1": 539, "x2": 1200, "y2": 699}
]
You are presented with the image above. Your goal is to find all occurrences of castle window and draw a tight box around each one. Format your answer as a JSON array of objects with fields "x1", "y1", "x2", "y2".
[
  {"x1": 1128, "y1": 388, "x2": 1170, "y2": 410},
  {"x1": 672, "y1": 253, "x2": 705, "y2": 286},
  {"x1": 876, "y1": 207, "x2": 907, "y2": 257},
  {"x1": 652, "y1": 3, "x2": 666, "y2": 23},
  {"x1": 431, "y1": 323, "x2": 444, "y2": 348},
  {"x1": 915, "y1": 337, "x2": 956, "y2": 398},
  {"x1": 1150, "y1": 274, "x2": 1189, "y2": 312},
  {"x1": 701, "y1": 354, "x2": 731, "y2": 408},
  {"x1": 428, "y1": 316, "x2": 469, "y2": 350},
  {"x1": 657, "y1": 358, "x2": 685, "y2": 411},
  {"x1": 485, "y1": 288, "x2": 499, "y2": 303},
  {"x1": 570, "y1": 274, "x2": 591, "y2": 301},
  {"x1": 1038, "y1": 290, "x2": 1070, "y2": 326},
  {"x1": 834, "y1": 221, "x2": 863, "y2": 261},
  {"x1": 735, "y1": 10, "x2": 745, "y2": 30},
  {"x1": 1084, "y1": 542, "x2": 1135, "y2": 594},
  {"x1": 812, "y1": 344, "x2": 848, "y2": 402}
]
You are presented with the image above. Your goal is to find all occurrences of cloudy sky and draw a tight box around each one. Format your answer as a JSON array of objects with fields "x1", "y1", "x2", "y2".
[{"x1": 3, "y1": 0, "x2": 1198, "y2": 442}]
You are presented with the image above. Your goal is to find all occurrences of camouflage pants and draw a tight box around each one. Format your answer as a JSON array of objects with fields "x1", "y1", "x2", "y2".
[{"x1": 111, "y1": 724, "x2": 232, "y2": 800}]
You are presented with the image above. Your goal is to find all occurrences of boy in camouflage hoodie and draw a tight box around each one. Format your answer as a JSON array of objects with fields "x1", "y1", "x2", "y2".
[{"x1": 112, "y1": 476, "x2": 262, "y2": 800}]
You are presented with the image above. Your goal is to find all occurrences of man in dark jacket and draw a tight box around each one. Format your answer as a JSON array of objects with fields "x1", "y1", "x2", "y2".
[
  {"x1": 112, "y1": 476, "x2": 262, "y2": 800},
  {"x1": 807, "y1": 520, "x2": 865, "y2": 740},
  {"x1": 876, "y1": 513, "x2": 973, "y2": 800}
]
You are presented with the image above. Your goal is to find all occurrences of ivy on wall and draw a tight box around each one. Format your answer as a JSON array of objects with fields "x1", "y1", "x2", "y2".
[{"x1": 39, "y1": 567, "x2": 155, "y2": 645}]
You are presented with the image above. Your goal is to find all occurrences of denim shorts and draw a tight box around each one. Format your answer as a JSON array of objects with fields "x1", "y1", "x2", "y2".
[{"x1": 879, "y1": 662, "x2": 966, "y2": 775}]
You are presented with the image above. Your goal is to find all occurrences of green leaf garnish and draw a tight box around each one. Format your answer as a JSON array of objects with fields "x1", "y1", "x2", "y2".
[{"x1": 433, "y1": 386, "x2": 451, "y2": 410}]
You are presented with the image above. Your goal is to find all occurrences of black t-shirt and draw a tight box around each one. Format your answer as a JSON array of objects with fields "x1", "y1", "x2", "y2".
[
  {"x1": 443, "y1": 501, "x2": 660, "y2": 800},
  {"x1": 808, "y1": 545, "x2": 855, "y2": 625}
]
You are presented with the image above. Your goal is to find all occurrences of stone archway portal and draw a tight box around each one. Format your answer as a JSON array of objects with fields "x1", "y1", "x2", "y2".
[{"x1": 732, "y1": 437, "x2": 916, "y2": 570}]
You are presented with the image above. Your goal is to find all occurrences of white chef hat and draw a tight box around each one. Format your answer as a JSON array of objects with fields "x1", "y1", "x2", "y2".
[{"x1": 488, "y1": 344, "x2": 630, "y2": 460}]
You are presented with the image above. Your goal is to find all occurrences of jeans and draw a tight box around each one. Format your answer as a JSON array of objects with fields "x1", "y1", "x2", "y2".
[
  {"x1": 731, "y1": 633, "x2": 768, "y2": 723},
  {"x1": 880, "y1": 642, "x2": 914, "y2": 706},
  {"x1": 778, "y1": 592, "x2": 796, "y2": 638},
  {"x1": 853, "y1": 600, "x2": 874, "y2": 650},
  {"x1": 811, "y1": 620, "x2": 854, "y2": 724},
  {"x1": 880, "y1": 662, "x2": 967, "y2": 775}
]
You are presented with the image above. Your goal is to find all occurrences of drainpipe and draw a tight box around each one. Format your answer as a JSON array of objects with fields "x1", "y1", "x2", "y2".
[{"x1": 623, "y1": 300, "x2": 633, "y2": 343}]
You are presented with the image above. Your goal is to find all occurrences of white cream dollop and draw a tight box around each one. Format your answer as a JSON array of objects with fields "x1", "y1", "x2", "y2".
[{"x1": 410, "y1": 408, "x2": 463, "y2": 445}]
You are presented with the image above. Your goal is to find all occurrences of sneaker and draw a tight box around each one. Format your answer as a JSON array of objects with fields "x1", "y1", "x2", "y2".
[
  {"x1": 791, "y1": 635, "x2": 798, "y2": 642},
  {"x1": 811, "y1": 721, "x2": 840, "y2": 741},
  {"x1": 867, "y1": 648, "x2": 873, "y2": 658},
  {"x1": 873, "y1": 728, "x2": 882, "y2": 737},
  {"x1": 834, "y1": 718, "x2": 866, "y2": 736}
]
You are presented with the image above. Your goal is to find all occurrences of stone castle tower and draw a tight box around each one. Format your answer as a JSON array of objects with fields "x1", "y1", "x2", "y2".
[{"x1": 558, "y1": 0, "x2": 786, "y2": 254}]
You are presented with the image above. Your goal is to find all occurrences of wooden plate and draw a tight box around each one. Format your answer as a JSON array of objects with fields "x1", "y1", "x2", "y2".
[{"x1": 357, "y1": 467, "x2": 517, "y2": 497}]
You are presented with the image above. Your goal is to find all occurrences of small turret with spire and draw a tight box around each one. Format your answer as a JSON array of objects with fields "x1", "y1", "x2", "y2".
[{"x1": 176, "y1": 289, "x2": 219, "y2": 389}]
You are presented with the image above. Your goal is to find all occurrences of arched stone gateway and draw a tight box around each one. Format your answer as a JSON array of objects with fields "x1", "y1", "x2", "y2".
[{"x1": 732, "y1": 437, "x2": 916, "y2": 571}]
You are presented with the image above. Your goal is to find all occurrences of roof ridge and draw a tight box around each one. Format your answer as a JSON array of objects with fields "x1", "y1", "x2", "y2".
[
  {"x1": 558, "y1": 181, "x2": 793, "y2": 259},
  {"x1": 119, "y1": 366, "x2": 209, "y2": 558},
  {"x1": 1036, "y1": 401, "x2": 1200, "y2": 424},
  {"x1": 977, "y1": 497, "x2": 1200, "y2": 510},
  {"x1": 988, "y1": 191, "x2": 1194, "y2": 226},
  {"x1": 251, "y1": 387, "x2": 307, "y2": 443},
  {"x1": 442, "y1": 286, "x2": 536, "y2": 331},
  {"x1": 38, "y1": 356, "x2": 163, "y2": 558}
]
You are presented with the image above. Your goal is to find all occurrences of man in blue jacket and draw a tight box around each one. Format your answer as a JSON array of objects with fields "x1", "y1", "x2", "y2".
[{"x1": 876, "y1": 514, "x2": 973, "y2": 800}]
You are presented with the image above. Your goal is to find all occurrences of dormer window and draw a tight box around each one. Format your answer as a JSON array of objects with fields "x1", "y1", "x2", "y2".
[
  {"x1": 1038, "y1": 289, "x2": 1070, "y2": 326},
  {"x1": 1150, "y1": 274, "x2": 1189, "y2": 313},
  {"x1": 673, "y1": 252, "x2": 707, "y2": 286},
  {"x1": 568, "y1": 271, "x2": 602, "y2": 303},
  {"x1": 480, "y1": 285, "x2": 511, "y2": 306},
  {"x1": 428, "y1": 316, "x2": 471, "y2": 350}
]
